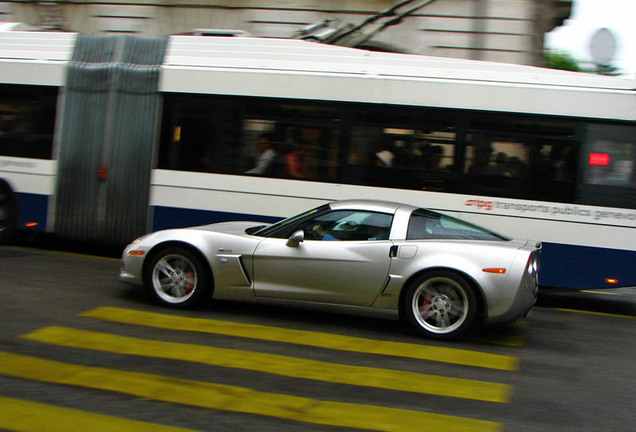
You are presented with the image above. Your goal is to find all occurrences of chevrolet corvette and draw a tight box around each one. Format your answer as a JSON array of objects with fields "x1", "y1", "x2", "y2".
[{"x1": 120, "y1": 200, "x2": 540, "y2": 339}]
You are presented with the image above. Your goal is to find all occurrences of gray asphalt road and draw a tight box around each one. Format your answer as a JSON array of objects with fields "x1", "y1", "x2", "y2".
[{"x1": 0, "y1": 245, "x2": 634, "y2": 432}]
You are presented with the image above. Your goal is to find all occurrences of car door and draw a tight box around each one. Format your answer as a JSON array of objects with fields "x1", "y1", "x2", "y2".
[{"x1": 252, "y1": 210, "x2": 393, "y2": 307}]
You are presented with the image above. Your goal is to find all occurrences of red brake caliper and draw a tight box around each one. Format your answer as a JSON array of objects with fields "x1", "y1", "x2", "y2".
[
  {"x1": 421, "y1": 292, "x2": 431, "y2": 311},
  {"x1": 184, "y1": 269, "x2": 194, "y2": 294}
]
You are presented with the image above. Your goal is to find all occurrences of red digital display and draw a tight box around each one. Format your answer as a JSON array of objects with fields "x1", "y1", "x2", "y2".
[{"x1": 589, "y1": 153, "x2": 610, "y2": 166}]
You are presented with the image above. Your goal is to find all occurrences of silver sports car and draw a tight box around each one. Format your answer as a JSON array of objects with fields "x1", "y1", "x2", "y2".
[{"x1": 120, "y1": 200, "x2": 540, "y2": 339}]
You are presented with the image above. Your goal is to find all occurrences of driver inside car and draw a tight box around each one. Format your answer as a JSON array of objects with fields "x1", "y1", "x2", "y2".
[{"x1": 312, "y1": 223, "x2": 338, "y2": 241}]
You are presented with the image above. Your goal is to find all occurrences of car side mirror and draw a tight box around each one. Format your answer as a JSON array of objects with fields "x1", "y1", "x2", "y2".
[{"x1": 286, "y1": 230, "x2": 304, "y2": 247}]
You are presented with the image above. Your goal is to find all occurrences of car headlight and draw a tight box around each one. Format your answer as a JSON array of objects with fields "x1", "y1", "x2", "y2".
[{"x1": 132, "y1": 234, "x2": 151, "y2": 244}]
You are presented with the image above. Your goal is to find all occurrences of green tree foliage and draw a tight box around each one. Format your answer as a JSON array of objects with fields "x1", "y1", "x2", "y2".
[{"x1": 544, "y1": 50, "x2": 581, "y2": 72}]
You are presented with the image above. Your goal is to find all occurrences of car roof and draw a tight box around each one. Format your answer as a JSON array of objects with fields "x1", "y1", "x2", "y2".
[{"x1": 328, "y1": 199, "x2": 418, "y2": 214}]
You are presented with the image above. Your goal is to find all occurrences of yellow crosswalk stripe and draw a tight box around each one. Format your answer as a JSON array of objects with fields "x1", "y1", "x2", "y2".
[
  {"x1": 0, "y1": 395, "x2": 202, "y2": 432},
  {"x1": 553, "y1": 308, "x2": 635, "y2": 319},
  {"x1": 81, "y1": 307, "x2": 518, "y2": 371},
  {"x1": 23, "y1": 326, "x2": 511, "y2": 403},
  {"x1": 0, "y1": 352, "x2": 501, "y2": 432}
]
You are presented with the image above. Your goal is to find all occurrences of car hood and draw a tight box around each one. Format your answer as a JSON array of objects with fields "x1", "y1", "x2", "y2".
[{"x1": 193, "y1": 221, "x2": 270, "y2": 236}]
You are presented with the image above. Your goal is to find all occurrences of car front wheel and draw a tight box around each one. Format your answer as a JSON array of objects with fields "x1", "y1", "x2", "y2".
[
  {"x1": 146, "y1": 247, "x2": 209, "y2": 308},
  {"x1": 403, "y1": 271, "x2": 477, "y2": 339}
]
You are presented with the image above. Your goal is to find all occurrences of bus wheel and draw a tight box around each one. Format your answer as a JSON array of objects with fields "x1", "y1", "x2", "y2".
[
  {"x1": 403, "y1": 270, "x2": 477, "y2": 340},
  {"x1": 0, "y1": 180, "x2": 19, "y2": 244}
]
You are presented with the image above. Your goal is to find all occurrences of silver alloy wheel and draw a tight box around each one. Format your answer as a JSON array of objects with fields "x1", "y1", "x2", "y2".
[
  {"x1": 411, "y1": 276, "x2": 470, "y2": 335},
  {"x1": 151, "y1": 253, "x2": 199, "y2": 304}
]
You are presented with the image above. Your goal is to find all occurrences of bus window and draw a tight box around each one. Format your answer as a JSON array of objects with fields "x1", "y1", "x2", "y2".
[
  {"x1": 241, "y1": 120, "x2": 340, "y2": 181},
  {"x1": 239, "y1": 100, "x2": 341, "y2": 182},
  {"x1": 411, "y1": 128, "x2": 457, "y2": 192},
  {"x1": 0, "y1": 85, "x2": 57, "y2": 160},
  {"x1": 578, "y1": 124, "x2": 636, "y2": 209},
  {"x1": 465, "y1": 116, "x2": 578, "y2": 202},
  {"x1": 159, "y1": 95, "x2": 343, "y2": 182},
  {"x1": 584, "y1": 124, "x2": 635, "y2": 188},
  {"x1": 348, "y1": 108, "x2": 457, "y2": 191},
  {"x1": 158, "y1": 94, "x2": 242, "y2": 173},
  {"x1": 346, "y1": 126, "x2": 410, "y2": 188}
]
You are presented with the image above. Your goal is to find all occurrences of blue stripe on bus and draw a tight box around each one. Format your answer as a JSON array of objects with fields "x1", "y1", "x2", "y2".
[
  {"x1": 17, "y1": 193, "x2": 48, "y2": 232},
  {"x1": 540, "y1": 242, "x2": 636, "y2": 289},
  {"x1": 151, "y1": 206, "x2": 280, "y2": 232},
  {"x1": 152, "y1": 206, "x2": 635, "y2": 290}
]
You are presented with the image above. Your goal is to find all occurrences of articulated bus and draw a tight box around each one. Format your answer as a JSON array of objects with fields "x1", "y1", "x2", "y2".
[{"x1": 1, "y1": 28, "x2": 634, "y2": 289}]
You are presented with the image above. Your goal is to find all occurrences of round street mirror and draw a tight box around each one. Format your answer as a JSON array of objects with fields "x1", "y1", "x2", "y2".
[{"x1": 589, "y1": 28, "x2": 617, "y2": 65}]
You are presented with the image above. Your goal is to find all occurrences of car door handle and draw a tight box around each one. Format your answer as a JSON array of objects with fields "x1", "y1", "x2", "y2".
[{"x1": 389, "y1": 245, "x2": 398, "y2": 258}]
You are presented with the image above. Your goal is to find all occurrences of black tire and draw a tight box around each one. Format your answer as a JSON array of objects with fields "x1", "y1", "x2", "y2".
[
  {"x1": 403, "y1": 270, "x2": 478, "y2": 340},
  {"x1": 0, "y1": 180, "x2": 19, "y2": 244},
  {"x1": 145, "y1": 246, "x2": 210, "y2": 308}
]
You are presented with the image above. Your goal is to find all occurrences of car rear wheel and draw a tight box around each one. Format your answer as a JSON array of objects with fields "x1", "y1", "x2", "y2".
[
  {"x1": 403, "y1": 270, "x2": 477, "y2": 339},
  {"x1": 146, "y1": 247, "x2": 209, "y2": 308}
]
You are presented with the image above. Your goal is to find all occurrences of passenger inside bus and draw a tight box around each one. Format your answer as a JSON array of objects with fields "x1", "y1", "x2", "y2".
[
  {"x1": 285, "y1": 145, "x2": 308, "y2": 178},
  {"x1": 414, "y1": 143, "x2": 454, "y2": 192},
  {"x1": 246, "y1": 132, "x2": 278, "y2": 175}
]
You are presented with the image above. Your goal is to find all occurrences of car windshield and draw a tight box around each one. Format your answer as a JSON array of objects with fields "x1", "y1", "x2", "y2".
[
  {"x1": 407, "y1": 209, "x2": 510, "y2": 241},
  {"x1": 251, "y1": 204, "x2": 329, "y2": 238}
]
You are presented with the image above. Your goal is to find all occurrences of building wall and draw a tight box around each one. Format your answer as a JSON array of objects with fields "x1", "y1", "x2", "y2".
[{"x1": 0, "y1": 0, "x2": 571, "y2": 66}]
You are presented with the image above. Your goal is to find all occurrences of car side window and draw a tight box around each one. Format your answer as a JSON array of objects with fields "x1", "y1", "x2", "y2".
[
  {"x1": 407, "y1": 209, "x2": 508, "y2": 241},
  {"x1": 302, "y1": 211, "x2": 393, "y2": 241}
]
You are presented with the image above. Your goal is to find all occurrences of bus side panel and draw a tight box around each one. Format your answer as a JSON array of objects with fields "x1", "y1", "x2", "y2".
[
  {"x1": 540, "y1": 242, "x2": 636, "y2": 289},
  {"x1": 16, "y1": 193, "x2": 49, "y2": 232}
]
